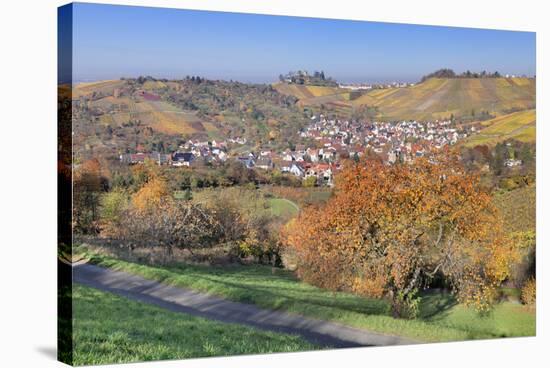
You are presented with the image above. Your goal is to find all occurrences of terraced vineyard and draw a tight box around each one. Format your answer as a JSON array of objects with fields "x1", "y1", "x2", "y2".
[
  {"x1": 463, "y1": 109, "x2": 536, "y2": 147},
  {"x1": 88, "y1": 94, "x2": 210, "y2": 136},
  {"x1": 275, "y1": 78, "x2": 535, "y2": 121},
  {"x1": 273, "y1": 83, "x2": 345, "y2": 99},
  {"x1": 360, "y1": 78, "x2": 535, "y2": 120}
]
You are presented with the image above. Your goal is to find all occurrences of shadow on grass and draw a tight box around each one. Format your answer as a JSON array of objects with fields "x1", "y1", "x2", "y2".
[
  {"x1": 417, "y1": 292, "x2": 458, "y2": 320},
  {"x1": 87, "y1": 247, "x2": 469, "y2": 324},
  {"x1": 169, "y1": 269, "x2": 391, "y2": 317}
]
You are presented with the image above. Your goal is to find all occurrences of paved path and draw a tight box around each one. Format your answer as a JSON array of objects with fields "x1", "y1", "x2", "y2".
[{"x1": 73, "y1": 263, "x2": 417, "y2": 349}]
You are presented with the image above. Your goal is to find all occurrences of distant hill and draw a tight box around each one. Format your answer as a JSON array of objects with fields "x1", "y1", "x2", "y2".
[
  {"x1": 272, "y1": 83, "x2": 352, "y2": 115},
  {"x1": 70, "y1": 77, "x2": 313, "y2": 161},
  {"x1": 272, "y1": 83, "x2": 346, "y2": 99},
  {"x1": 87, "y1": 95, "x2": 209, "y2": 137},
  {"x1": 73, "y1": 80, "x2": 127, "y2": 98},
  {"x1": 274, "y1": 77, "x2": 536, "y2": 121},
  {"x1": 356, "y1": 77, "x2": 535, "y2": 121},
  {"x1": 463, "y1": 109, "x2": 536, "y2": 147}
]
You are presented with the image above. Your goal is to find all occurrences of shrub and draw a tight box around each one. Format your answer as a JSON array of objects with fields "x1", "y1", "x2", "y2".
[
  {"x1": 197, "y1": 187, "x2": 283, "y2": 266},
  {"x1": 100, "y1": 189, "x2": 130, "y2": 235},
  {"x1": 521, "y1": 278, "x2": 536, "y2": 306},
  {"x1": 283, "y1": 153, "x2": 518, "y2": 317},
  {"x1": 119, "y1": 199, "x2": 221, "y2": 262}
]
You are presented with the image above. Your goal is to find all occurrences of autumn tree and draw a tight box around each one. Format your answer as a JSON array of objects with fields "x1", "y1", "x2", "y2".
[
  {"x1": 283, "y1": 152, "x2": 518, "y2": 317},
  {"x1": 132, "y1": 176, "x2": 169, "y2": 212},
  {"x1": 111, "y1": 162, "x2": 221, "y2": 261},
  {"x1": 119, "y1": 198, "x2": 221, "y2": 262},
  {"x1": 201, "y1": 187, "x2": 283, "y2": 266},
  {"x1": 73, "y1": 158, "x2": 107, "y2": 234},
  {"x1": 99, "y1": 188, "x2": 130, "y2": 236}
]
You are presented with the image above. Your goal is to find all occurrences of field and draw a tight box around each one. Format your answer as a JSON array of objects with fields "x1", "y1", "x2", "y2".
[
  {"x1": 79, "y1": 248, "x2": 536, "y2": 343},
  {"x1": 73, "y1": 80, "x2": 127, "y2": 98},
  {"x1": 89, "y1": 95, "x2": 212, "y2": 136},
  {"x1": 273, "y1": 83, "x2": 345, "y2": 99},
  {"x1": 273, "y1": 83, "x2": 352, "y2": 112},
  {"x1": 267, "y1": 198, "x2": 299, "y2": 218},
  {"x1": 262, "y1": 186, "x2": 333, "y2": 207},
  {"x1": 275, "y1": 78, "x2": 535, "y2": 121},
  {"x1": 463, "y1": 109, "x2": 536, "y2": 147},
  {"x1": 71, "y1": 284, "x2": 316, "y2": 366}
]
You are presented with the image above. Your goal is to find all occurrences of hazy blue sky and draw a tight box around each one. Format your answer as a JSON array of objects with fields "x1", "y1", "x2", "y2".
[{"x1": 68, "y1": 2, "x2": 536, "y2": 83}]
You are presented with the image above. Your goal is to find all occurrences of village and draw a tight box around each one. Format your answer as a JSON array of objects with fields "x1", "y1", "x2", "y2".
[{"x1": 120, "y1": 114, "x2": 475, "y2": 187}]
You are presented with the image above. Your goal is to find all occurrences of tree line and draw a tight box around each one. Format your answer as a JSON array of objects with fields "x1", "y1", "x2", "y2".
[{"x1": 420, "y1": 68, "x2": 504, "y2": 82}]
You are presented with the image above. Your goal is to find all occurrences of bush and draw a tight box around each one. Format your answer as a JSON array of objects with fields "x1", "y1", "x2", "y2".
[
  {"x1": 195, "y1": 187, "x2": 283, "y2": 266},
  {"x1": 521, "y1": 278, "x2": 536, "y2": 306},
  {"x1": 302, "y1": 176, "x2": 317, "y2": 187},
  {"x1": 391, "y1": 289, "x2": 421, "y2": 319},
  {"x1": 100, "y1": 189, "x2": 130, "y2": 235},
  {"x1": 118, "y1": 199, "x2": 221, "y2": 262}
]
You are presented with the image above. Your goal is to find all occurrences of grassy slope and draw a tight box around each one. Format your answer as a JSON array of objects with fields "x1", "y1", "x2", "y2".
[
  {"x1": 463, "y1": 109, "x2": 536, "y2": 147},
  {"x1": 80, "y1": 249, "x2": 535, "y2": 343},
  {"x1": 273, "y1": 83, "x2": 351, "y2": 108},
  {"x1": 268, "y1": 198, "x2": 299, "y2": 218},
  {"x1": 72, "y1": 284, "x2": 317, "y2": 366}
]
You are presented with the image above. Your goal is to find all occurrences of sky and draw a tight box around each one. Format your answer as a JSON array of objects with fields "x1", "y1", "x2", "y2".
[{"x1": 65, "y1": 2, "x2": 536, "y2": 84}]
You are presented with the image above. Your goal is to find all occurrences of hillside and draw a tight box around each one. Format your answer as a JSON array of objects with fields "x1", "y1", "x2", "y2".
[
  {"x1": 73, "y1": 79, "x2": 128, "y2": 98},
  {"x1": 70, "y1": 77, "x2": 314, "y2": 162},
  {"x1": 357, "y1": 78, "x2": 535, "y2": 121},
  {"x1": 88, "y1": 95, "x2": 208, "y2": 136},
  {"x1": 463, "y1": 109, "x2": 536, "y2": 147},
  {"x1": 273, "y1": 83, "x2": 346, "y2": 99},
  {"x1": 274, "y1": 78, "x2": 535, "y2": 121}
]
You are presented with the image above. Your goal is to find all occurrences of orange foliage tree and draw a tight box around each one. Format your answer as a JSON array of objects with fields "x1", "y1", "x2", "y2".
[
  {"x1": 130, "y1": 158, "x2": 169, "y2": 212},
  {"x1": 283, "y1": 152, "x2": 518, "y2": 317},
  {"x1": 132, "y1": 177, "x2": 169, "y2": 212}
]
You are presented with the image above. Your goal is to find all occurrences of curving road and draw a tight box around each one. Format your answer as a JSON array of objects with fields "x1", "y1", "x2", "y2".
[{"x1": 74, "y1": 263, "x2": 417, "y2": 349}]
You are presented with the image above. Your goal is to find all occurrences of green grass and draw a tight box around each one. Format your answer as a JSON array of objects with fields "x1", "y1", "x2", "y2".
[
  {"x1": 72, "y1": 284, "x2": 318, "y2": 366},
  {"x1": 79, "y1": 247, "x2": 535, "y2": 343},
  {"x1": 268, "y1": 198, "x2": 299, "y2": 218}
]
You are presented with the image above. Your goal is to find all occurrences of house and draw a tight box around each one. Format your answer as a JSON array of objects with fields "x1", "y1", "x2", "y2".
[
  {"x1": 256, "y1": 157, "x2": 273, "y2": 170},
  {"x1": 120, "y1": 152, "x2": 170, "y2": 165},
  {"x1": 504, "y1": 159, "x2": 522, "y2": 167},
  {"x1": 388, "y1": 150, "x2": 397, "y2": 164},
  {"x1": 289, "y1": 162, "x2": 305, "y2": 177},
  {"x1": 260, "y1": 149, "x2": 273, "y2": 157},
  {"x1": 280, "y1": 160, "x2": 293, "y2": 173},
  {"x1": 120, "y1": 153, "x2": 145, "y2": 164},
  {"x1": 237, "y1": 156, "x2": 255, "y2": 169},
  {"x1": 172, "y1": 152, "x2": 195, "y2": 167},
  {"x1": 306, "y1": 148, "x2": 320, "y2": 162}
]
